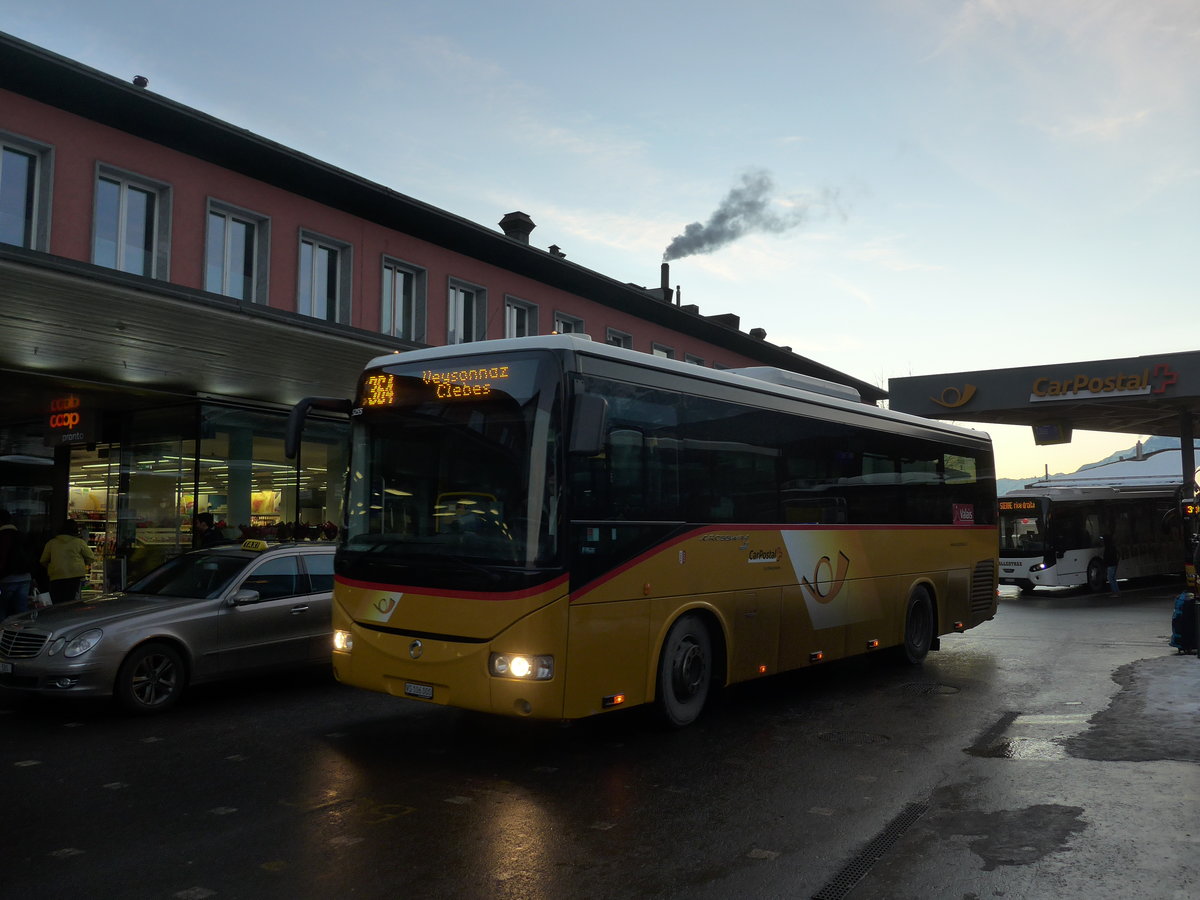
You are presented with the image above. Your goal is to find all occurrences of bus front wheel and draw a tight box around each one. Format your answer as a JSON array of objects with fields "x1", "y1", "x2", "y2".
[
  {"x1": 1087, "y1": 559, "x2": 1106, "y2": 593},
  {"x1": 656, "y1": 613, "x2": 713, "y2": 727},
  {"x1": 896, "y1": 587, "x2": 934, "y2": 664}
]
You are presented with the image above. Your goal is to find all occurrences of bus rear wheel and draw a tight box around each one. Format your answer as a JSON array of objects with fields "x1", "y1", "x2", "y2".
[
  {"x1": 1087, "y1": 559, "x2": 1106, "y2": 593},
  {"x1": 656, "y1": 613, "x2": 713, "y2": 727},
  {"x1": 896, "y1": 587, "x2": 934, "y2": 664}
]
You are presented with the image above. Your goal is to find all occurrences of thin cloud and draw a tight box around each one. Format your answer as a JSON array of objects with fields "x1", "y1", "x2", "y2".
[
  {"x1": 848, "y1": 237, "x2": 944, "y2": 274},
  {"x1": 1045, "y1": 108, "x2": 1152, "y2": 141}
]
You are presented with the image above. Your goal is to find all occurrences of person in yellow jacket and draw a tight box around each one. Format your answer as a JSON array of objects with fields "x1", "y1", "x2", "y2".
[{"x1": 40, "y1": 520, "x2": 95, "y2": 605}]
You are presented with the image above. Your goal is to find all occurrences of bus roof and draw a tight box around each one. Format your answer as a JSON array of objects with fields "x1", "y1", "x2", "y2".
[
  {"x1": 1004, "y1": 447, "x2": 1197, "y2": 498},
  {"x1": 362, "y1": 334, "x2": 993, "y2": 446}
]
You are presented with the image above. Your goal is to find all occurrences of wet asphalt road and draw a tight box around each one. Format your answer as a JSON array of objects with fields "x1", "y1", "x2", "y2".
[{"x1": 2, "y1": 581, "x2": 1196, "y2": 900}]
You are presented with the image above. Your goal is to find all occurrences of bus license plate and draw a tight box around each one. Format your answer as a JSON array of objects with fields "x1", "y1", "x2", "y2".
[
  {"x1": 0, "y1": 662, "x2": 12, "y2": 674},
  {"x1": 404, "y1": 682, "x2": 434, "y2": 700}
]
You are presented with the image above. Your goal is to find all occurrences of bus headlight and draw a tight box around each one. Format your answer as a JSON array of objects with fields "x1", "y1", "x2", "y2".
[
  {"x1": 333, "y1": 630, "x2": 354, "y2": 652},
  {"x1": 489, "y1": 653, "x2": 553, "y2": 680}
]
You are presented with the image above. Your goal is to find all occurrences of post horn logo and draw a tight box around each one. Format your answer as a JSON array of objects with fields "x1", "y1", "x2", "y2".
[
  {"x1": 930, "y1": 384, "x2": 977, "y2": 409},
  {"x1": 374, "y1": 596, "x2": 398, "y2": 615},
  {"x1": 801, "y1": 551, "x2": 851, "y2": 605}
]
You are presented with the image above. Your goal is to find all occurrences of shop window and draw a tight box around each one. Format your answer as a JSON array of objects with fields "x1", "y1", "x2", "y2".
[
  {"x1": 382, "y1": 257, "x2": 426, "y2": 341},
  {"x1": 92, "y1": 165, "x2": 171, "y2": 277},
  {"x1": 0, "y1": 132, "x2": 52, "y2": 251},
  {"x1": 205, "y1": 201, "x2": 269, "y2": 302},
  {"x1": 198, "y1": 405, "x2": 347, "y2": 544},
  {"x1": 554, "y1": 312, "x2": 583, "y2": 335},
  {"x1": 298, "y1": 230, "x2": 351, "y2": 323},
  {"x1": 505, "y1": 296, "x2": 537, "y2": 338},
  {"x1": 448, "y1": 279, "x2": 487, "y2": 344}
]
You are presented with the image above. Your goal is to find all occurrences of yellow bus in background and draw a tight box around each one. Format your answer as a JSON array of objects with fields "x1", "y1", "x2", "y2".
[{"x1": 290, "y1": 334, "x2": 998, "y2": 726}]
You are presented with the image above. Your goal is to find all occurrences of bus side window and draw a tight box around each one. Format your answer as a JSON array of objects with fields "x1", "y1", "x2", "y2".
[{"x1": 609, "y1": 428, "x2": 646, "y2": 519}]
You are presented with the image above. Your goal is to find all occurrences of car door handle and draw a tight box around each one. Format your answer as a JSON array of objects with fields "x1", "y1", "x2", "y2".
[{"x1": 290, "y1": 605, "x2": 310, "y2": 614}]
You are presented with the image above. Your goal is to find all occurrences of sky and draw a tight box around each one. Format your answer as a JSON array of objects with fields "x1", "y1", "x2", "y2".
[{"x1": 3, "y1": 0, "x2": 1197, "y2": 479}]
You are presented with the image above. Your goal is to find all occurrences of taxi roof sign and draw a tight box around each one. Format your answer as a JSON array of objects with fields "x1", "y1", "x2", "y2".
[{"x1": 241, "y1": 539, "x2": 270, "y2": 552}]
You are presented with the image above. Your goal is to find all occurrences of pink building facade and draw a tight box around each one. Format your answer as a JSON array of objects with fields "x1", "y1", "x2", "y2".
[{"x1": 0, "y1": 32, "x2": 882, "y2": 590}]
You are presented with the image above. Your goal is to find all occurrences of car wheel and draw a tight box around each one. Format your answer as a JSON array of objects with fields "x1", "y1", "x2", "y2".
[{"x1": 115, "y1": 642, "x2": 186, "y2": 714}]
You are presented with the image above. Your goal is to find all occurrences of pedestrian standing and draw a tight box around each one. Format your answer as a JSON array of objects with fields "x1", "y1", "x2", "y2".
[
  {"x1": 39, "y1": 520, "x2": 95, "y2": 606},
  {"x1": 0, "y1": 509, "x2": 34, "y2": 618},
  {"x1": 193, "y1": 512, "x2": 227, "y2": 549},
  {"x1": 1102, "y1": 533, "x2": 1120, "y2": 596}
]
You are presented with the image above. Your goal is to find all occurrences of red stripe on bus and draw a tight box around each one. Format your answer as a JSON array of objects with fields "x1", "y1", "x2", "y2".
[{"x1": 334, "y1": 572, "x2": 568, "y2": 602}]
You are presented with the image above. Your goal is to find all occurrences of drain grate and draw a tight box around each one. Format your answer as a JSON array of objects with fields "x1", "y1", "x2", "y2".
[
  {"x1": 896, "y1": 681, "x2": 960, "y2": 696},
  {"x1": 811, "y1": 801, "x2": 930, "y2": 900}
]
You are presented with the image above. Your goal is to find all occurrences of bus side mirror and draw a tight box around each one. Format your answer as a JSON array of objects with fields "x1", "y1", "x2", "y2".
[
  {"x1": 286, "y1": 397, "x2": 352, "y2": 459},
  {"x1": 569, "y1": 393, "x2": 608, "y2": 456}
]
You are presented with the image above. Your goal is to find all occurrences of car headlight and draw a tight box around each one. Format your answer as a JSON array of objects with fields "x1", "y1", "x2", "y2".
[
  {"x1": 489, "y1": 653, "x2": 553, "y2": 680},
  {"x1": 63, "y1": 629, "x2": 103, "y2": 658}
]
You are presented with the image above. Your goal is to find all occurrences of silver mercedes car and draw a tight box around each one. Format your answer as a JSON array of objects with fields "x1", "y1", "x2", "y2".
[{"x1": 0, "y1": 540, "x2": 336, "y2": 714}]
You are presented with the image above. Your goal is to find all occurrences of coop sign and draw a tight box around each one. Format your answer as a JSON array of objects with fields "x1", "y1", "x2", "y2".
[{"x1": 45, "y1": 394, "x2": 95, "y2": 446}]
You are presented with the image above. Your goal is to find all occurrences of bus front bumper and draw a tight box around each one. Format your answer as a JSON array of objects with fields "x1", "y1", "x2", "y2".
[{"x1": 331, "y1": 598, "x2": 569, "y2": 720}]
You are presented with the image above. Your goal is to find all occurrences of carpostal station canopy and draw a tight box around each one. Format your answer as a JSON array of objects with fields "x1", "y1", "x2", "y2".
[{"x1": 887, "y1": 350, "x2": 1200, "y2": 491}]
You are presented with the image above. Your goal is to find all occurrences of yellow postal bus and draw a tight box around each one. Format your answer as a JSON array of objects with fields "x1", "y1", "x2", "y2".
[{"x1": 290, "y1": 334, "x2": 998, "y2": 726}]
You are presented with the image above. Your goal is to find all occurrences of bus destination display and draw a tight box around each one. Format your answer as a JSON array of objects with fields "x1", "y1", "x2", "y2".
[
  {"x1": 358, "y1": 364, "x2": 514, "y2": 407},
  {"x1": 998, "y1": 499, "x2": 1038, "y2": 512}
]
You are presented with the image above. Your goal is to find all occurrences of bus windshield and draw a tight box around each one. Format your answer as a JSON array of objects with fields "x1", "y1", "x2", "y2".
[
  {"x1": 341, "y1": 350, "x2": 563, "y2": 587},
  {"x1": 998, "y1": 497, "x2": 1048, "y2": 555}
]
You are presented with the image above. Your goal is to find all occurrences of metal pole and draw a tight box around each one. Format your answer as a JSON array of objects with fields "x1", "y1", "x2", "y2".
[{"x1": 1181, "y1": 411, "x2": 1196, "y2": 590}]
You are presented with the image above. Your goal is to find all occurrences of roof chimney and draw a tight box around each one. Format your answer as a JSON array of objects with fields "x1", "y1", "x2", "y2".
[
  {"x1": 749, "y1": 327, "x2": 767, "y2": 340},
  {"x1": 548, "y1": 244, "x2": 566, "y2": 259},
  {"x1": 132, "y1": 75, "x2": 149, "y2": 88},
  {"x1": 499, "y1": 211, "x2": 535, "y2": 243}
]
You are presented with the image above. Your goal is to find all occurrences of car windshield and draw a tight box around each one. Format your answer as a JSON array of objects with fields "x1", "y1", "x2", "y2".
[{"x1": 125, "y1": 552, "x2": 252, "y2": 599}]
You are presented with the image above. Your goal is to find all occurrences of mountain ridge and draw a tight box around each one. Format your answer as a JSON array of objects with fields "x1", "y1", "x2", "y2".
[{"x1": 996, "y1": 436, "x2": 1198, "y2": 496}]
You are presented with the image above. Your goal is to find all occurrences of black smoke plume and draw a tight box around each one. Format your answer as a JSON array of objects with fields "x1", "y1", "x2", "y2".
[{"x1": 663, "y1": 169, "x2": 836, "y2": 262}]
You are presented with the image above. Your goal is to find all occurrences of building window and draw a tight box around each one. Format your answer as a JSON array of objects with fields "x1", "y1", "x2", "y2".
[
  {"x1": 205, "y1": 201, "x2": 268, "y2": 302},
  {"x1": 92, "y1": 167, "x2": 171, "y2": 277},
  {"x1": 606, "y1": 328, "x2": 632, "y2": 349},
  {"x1": 554, "y1": 312, "x2": 584, "y2": 334},
  {"x1": 0, "y1": 133, "x2": 51, "y2": 251},
  {"x1": 382, "y1": 258, "x2": 426, "y2": 341},
  {"x1": 652, "y1": 344, "x2": 675, "y2": 359},
  {"x1": 448, "y1": 279, "x2": 487, "y2": 344},
  {"x1": 298, "y1": 231, "x2": 351, "y2": 323},
  {"x1": 505, "y1": 296, "x2": 537, "y2": 338},
  {"x1": 685, "y1": 353, "x2": 705, "y2": 366}
]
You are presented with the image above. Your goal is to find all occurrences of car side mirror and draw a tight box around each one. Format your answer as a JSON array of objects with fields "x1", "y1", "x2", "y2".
[{"x1": 231, "y1": 588, "x2": 261, "y2": 606}]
